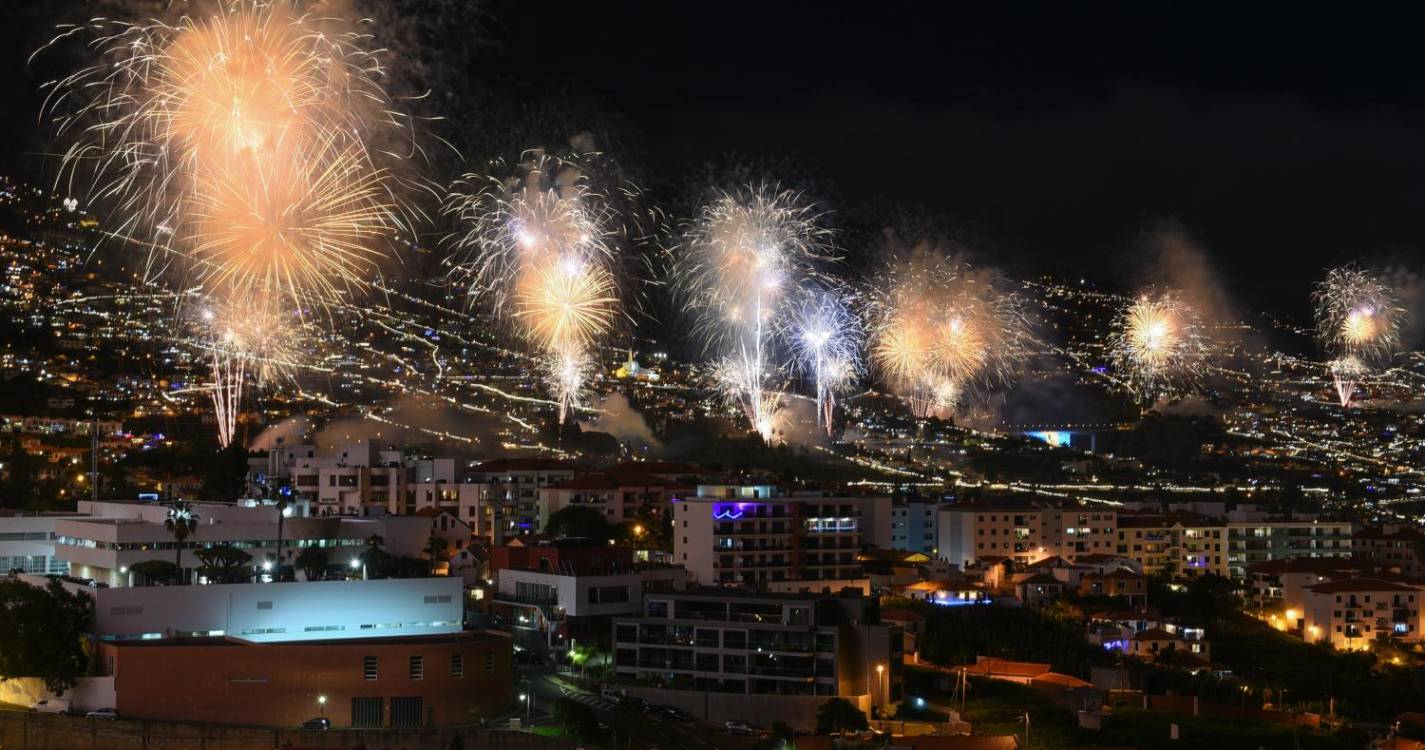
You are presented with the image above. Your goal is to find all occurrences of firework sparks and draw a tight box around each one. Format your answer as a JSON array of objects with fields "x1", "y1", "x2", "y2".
[
  {"x1": 1313, "y1": 267, "x2": 1404, "y2": 405},
  {"x1": 1328, "y1": 356, "x2": 1367, "y2": 408},
  {"x1": 867, "y1": 253, "x2": 1031, "y2": 417},
  {"x1": 1109, "y1": 290, "x2": 1208, "y2": 404},
  {"x1": 671, "y1": 186, "x2": 833, "y2": 441},
  {"x1": 195, "y1": 298, "x2": 300, "y2": 447},
  {"x1": 783, "y1": 287, "x2": 862, "y2": 433},
  {"x1": 40, "y1": 0, "x2": 409, "y2": 304},
  {"x1": 447, "y1": 153, "x2": 622, "y2": 423}
]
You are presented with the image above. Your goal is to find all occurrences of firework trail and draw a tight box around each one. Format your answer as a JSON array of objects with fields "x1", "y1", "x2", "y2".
[
  {"x1": 1312, "y1": 266, "x2": 1405, "y2": 406},
  {"x1": 195, "y1": 298, "x2": 299, "y2": 447},
  {"x1": 39, "y1": 0, "x2": 410, "y2": 308},
  {"x1": 866, "y1": 252, "x2": 1031, "y2": 417},
  {"x1": 447, "y1": 152, "x2": 622, "y2": 423},
  {"x1": 670, "y1": 186, "x2": 833, "y2": 442},
  {"x1": 783, "y1": 286, "x2": 862, "y2": 433},
  {"x1": 1108, "y1": 290, "x2": 1208, "y2": 405}
]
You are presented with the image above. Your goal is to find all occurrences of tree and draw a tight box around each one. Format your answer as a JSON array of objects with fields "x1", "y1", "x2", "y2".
[
  {"x1": 0, "y1": 439, "x2": 43, "y2": 510},
  {"x1": 425, "y1": 535, "x2": 450, "y2": 574},
  {"x1": 200, "y1": 441, "x2": 250, "y2": 501},
  {"x1": 271, "y1": 483, "x2": 293, "y2": 572},
  {"x1": 815, "y1": 697, "x2": 869, "y2": 735},
  {"x1": 544, "y1": 505, "x2": 615, "y2": 541},
  {"x1": 165, "y1": 500, "x2": 199, "y2": 583},
  {"x1": 553, "y1": 697, "x2": 600, "y2": 739},
  {"x1": 0, "y1": 579, "x2": 93, "y2": 694},
  {"x1": 295, "y1": 546, "x2": 329, "y2": 581},
  {"x1": 128, "y1": 559, "x2": 179, "y2": 586},
  {"x1": 193, "y1": 544, "x2": 253, "y2": 584}
]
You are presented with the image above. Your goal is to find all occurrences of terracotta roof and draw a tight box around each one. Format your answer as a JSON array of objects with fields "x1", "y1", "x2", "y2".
[
  {"x1": 1019, "y1": 573, "x2": 1063, "y2": 586},
  {"x1": 1246, "y1": 557, "x2": 1366, "y2": 576},
  {"x1": 1355, "y1": 526, "x2": 1425, "y2": 542},
  {"x1": 1031, "y1": 672, "x2": 1093, "y2": 689},
  {"x1": 1089, "y1": 607, "x2": 1162, "y2": 622},
  {"x1": 958, "y1": 657, "x2": 1051, "y2": 678},
  {"x1": 1306, "y1": 577, "x2": 1420, "y2": 594}
]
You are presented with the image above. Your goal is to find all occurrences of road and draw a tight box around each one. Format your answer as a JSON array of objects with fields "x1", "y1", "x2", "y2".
[{"x1": 514, "y1": 666, "x2": 761, "y2": 750}]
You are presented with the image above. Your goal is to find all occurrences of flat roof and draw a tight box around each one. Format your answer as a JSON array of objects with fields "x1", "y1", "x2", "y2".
[{"x1": 107, "y1": 630, "x2": 509, "y2": 648}]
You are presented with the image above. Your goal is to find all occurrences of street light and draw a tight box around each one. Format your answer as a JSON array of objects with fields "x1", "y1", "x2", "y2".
[
  {"x1": 875, "y1": 664, "x2": 885, "y2": 722},
  {"x1": 520, "y1": 692, "x2": 532, "y2": 721},
  {"x1": 317, "y1": 694, "x2": 327, "y2": 718}
]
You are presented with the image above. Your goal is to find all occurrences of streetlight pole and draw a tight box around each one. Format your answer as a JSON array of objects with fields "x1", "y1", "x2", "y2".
[
  {"x1": 875, "y1": 664, "x2": 884, "y2": 728},
  {"x1": 318, "y1": 694, "x2": 327, "y2": 719}
]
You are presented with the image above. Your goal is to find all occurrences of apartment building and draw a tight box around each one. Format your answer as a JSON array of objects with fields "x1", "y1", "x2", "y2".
[
  {"x1": 1114, "y1": 512, "x2": 1229, "y2": 578},
  {"x1": 889, "y1": 497, "x2": 939, "y2": 554},
  {"x1": 1225, "y1": 519, "x2": 1354, "y2": 580},
  {"x1": 1353, "y1": 526, "x2": 1425, "y2": 577},
  {"x1": 673, "y1": 486, "x2": 890, "y2": 585},
  {"x1": 611, "y1": 588, "x2": 900, "y2": 728},
  {"x1": 937, "y1": 502, "x2": 1118, "y2": 569},
  {"x1": 537, "y1": 469, "x2": 693, "y2": 528},
  {"x1": 462, "y1": 458, "x2": 579, "y2": 544},
  {"x1": 1301, "y1": 578, "x2": 1424, "y2": 649}
]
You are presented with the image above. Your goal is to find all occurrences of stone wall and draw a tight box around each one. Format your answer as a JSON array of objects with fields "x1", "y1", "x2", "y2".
[{"x1": 0, "y1": 712, "x2": 572, "y2": 750}]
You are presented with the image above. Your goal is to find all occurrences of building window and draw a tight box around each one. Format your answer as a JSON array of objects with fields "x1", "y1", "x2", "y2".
[
  {"x1": 410, "y1": 655, "x2": 424, "y2": 680},
  {"x1": 485, "y1": 652, "x2": 495, "y2": 675},
  {"x1": 363, "y1": 656, "x2": 378, "y2": 680},
  {"x1": 452, "y1": 654, "x2": 464, "y2": 678}
]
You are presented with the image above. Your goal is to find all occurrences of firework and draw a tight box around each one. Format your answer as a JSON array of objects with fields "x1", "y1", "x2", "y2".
[
  {"x1": 196, "y1": 298, "x2": 300, "y2": 447},
  {"x1": 185, "y1": 127, "x2": 398, "y2": 312},
  {"x1": 1311, "y1": 267, "x2": 1404, "y2": 401},
  {"x1": 40, "y1": 0, "x2": 409, "y2": 298},
  {"x1": 1109, "y1": 290, "x2": 1208, "y2": 404},
  {"x1": 783, "y1": 287, "x2": 862, "y2": 433},
  {"x1": 447, "y1": 153, "x2": 622, "y2": 423},
  {"x1": 1328, "y1": 356, "x2": 1367, "y2": 408},
  {"x1": 866, "y1": 253, "x2": 1031, "y2": 417},
  {"x1": 671, "y1": 186, "x2": 833, "y2": 441}
]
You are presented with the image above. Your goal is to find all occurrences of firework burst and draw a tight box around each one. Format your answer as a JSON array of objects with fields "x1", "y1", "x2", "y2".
[
  {"x1": 1109, "y1": 290, "x2": 1208, "y2": 404},
  {"x1": 866, "y1": 253, "x2": 1030, "y2": 417},
  {"x1": 195, "y1": 297, "x2": 300, "y2": 447},
  {"x1": 1313, "y1": 267, "x2": 1404, "y2": 405},
  {"x1": 782, "y1": 287, "x2": 862, "y2": 433},
  {"x1": 447, "y1": 152, "x2": 622, "y2": 423},
  {"x1": 40, "y1": 0, "x2": 410, "y2": 300},
  {"x1": 670, "y1": 186, "x2": 834, "y2": 441}
]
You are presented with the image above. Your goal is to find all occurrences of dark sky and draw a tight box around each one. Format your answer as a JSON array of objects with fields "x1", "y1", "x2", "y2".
[{"x1": 7, "y1": 1, "x2": 1425, "y2": 320}]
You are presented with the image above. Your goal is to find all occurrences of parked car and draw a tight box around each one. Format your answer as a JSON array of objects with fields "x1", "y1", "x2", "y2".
[
  {"x1": 726, "y1": 720, "x2": 755, "y2": 735},
  {"x1": 600, "y1": 688, "x2": 625, "y2": 704},
  {"x1": 658, "y1": 705, "x2": 694, "y2": 723},
  {"x1": 86, "y1": 708, "x2": 119, "y2": 720},
  {"x1": 30, "y1": 699, "x2": 69, "y2": 714},
  {"x1": 300, "y1": 717, "x2": 331, "y2": 730},
  {"x1": 626, "y1": 697, "x2": 653, "y2": 713}
]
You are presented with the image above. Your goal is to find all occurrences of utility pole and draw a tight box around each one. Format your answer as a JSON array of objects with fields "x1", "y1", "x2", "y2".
[{"x1": 90, "y1": 411, "x2": 100, "y2": 503}]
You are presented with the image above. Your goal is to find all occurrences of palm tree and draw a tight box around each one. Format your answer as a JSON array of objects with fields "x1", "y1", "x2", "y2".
[
  {"x1": 165, "y1": 500, "x2": 199, "y2": 584},
  {"x1": 272, "y1": 488, "x2": 292, "y2": 575}
]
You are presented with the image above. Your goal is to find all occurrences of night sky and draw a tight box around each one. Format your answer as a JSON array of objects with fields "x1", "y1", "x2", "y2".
[{"x1": 6, "y1": 1, "x2": 1425, "y2": 321}]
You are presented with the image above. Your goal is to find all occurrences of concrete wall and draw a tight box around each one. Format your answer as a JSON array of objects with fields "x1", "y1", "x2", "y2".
[
  {"x1": 0, "y1": 676, "x2": 113, "y2": 713},
  {"x1": 619, "y1": 686, "x2": 869, "y2": 732}
]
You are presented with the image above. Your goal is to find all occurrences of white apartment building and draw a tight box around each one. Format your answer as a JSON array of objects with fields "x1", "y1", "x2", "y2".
[
  {"x1": 673, "y1": 486, "x2": 891, "y2": 585},
  {"x1": 1301, "y1": 578, "x2": 1424, "y2": 650},
  {"x1": 937, "y1": 503, "x2": 1118, "y2": 569}
]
